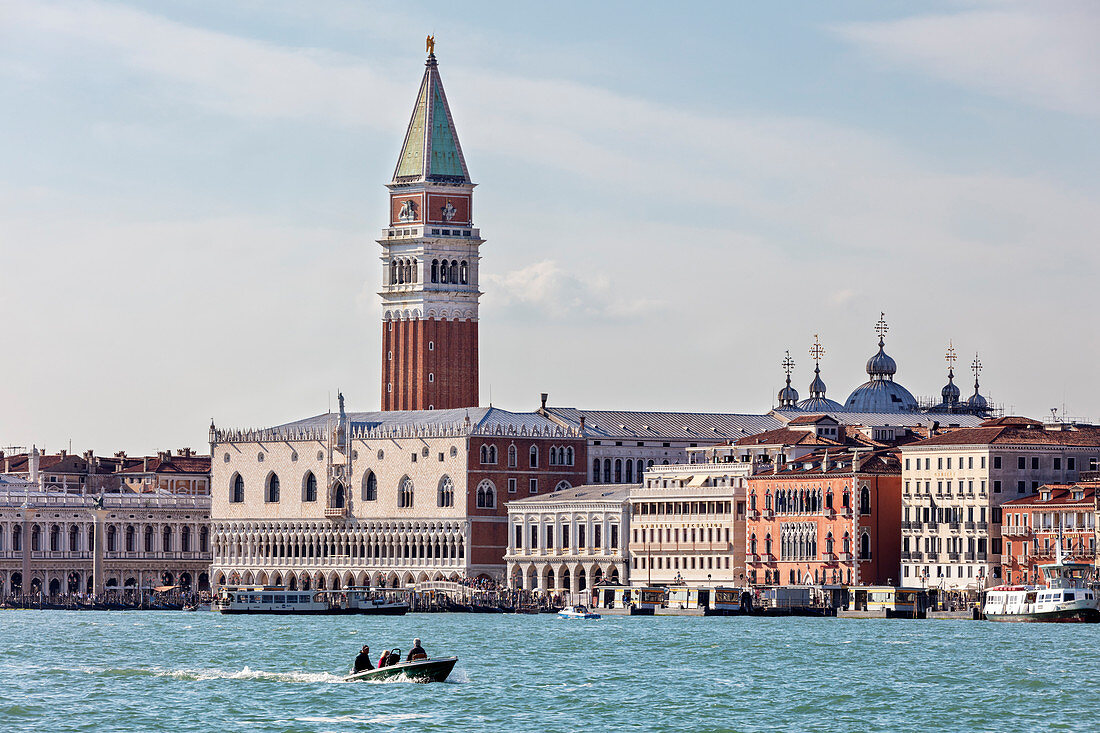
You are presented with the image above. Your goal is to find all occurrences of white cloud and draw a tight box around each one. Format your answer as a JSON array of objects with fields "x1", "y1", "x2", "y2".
[
  {"x1": 484, "y1": 260, "x2": 662, "y2": 321},
  {"x1": 833, "y1": 1, "x2": 1100, "y2": 118}
]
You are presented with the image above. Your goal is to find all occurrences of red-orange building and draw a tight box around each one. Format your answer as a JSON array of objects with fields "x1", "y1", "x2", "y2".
[
  {"x1": 745, "y1": 448, "x2": 902, "y2": 586},
  {"x1": 999, "y1": 482, "x2": 1097, "y2": 584}
]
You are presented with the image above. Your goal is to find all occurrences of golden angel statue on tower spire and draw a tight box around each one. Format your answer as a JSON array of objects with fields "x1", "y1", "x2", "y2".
[{"x1": 426, "y1": 35, "x2": 435, "y2": 56}]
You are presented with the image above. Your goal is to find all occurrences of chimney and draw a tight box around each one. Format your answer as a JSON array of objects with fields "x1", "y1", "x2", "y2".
[
  {"x1": 143, "y1": 457, "x2": 149, "y2": 472},
  {"x1": 540, "y1": 393, "x2": 548, "y2": 410},
  {"x1": 579, "y1": 415, "x2": 586, "y2": 432},
  {"x1": 29, "y1": 446, "x2": 40, "y2": 484},
  {"x1": 60, "y1": 449, "x2": 67, "y2": 458}
]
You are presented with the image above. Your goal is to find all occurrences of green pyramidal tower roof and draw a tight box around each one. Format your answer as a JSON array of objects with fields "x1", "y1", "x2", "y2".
[{"x1": 392, "y1": 54, "x2": 471, "y2": 184}]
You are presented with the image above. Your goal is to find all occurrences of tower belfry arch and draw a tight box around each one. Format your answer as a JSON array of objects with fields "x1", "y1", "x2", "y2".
[{"x1": 379, "y1": 45, "x2": 482, "y2": 411}]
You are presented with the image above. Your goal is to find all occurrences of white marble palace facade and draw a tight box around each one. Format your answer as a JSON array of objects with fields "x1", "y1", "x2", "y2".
[
  {"x1": 504, "y1": 484, "x2": 631, "y2": 596},
  {"x1": 208, "y1": 405, "x2": 586, "y2": 591}
]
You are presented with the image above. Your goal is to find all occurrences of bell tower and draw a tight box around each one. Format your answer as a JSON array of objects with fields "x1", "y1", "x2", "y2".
[{"x1": 379, "y1": 46, "x2": 481, "y2": 411}]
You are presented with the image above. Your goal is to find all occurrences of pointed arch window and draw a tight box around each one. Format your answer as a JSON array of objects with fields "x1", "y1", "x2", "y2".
[
  {"x1": 362, "y1": 471, "x2": 377, "y2": 501},
  {"x1": 303, "y1": 472, "x2": 318, "y2": 502},
  {"x1": 508, "y1": 445, "x2": 518, "y2": 468},
  {"x1": 764, "y1": 533, "x2": 772, "y2": 556},
  {"x1": 438, "y1": 476, "x2": 455, "y2": 507},
  {"x1": 860, "y1": 486, "x2": 871, "y2": 515},
  {"x1": 266, "y1": 474, "x2": 280, "y2": 503},
  {"x1": 567, "y1": 447, "x2": 575, "y2": 466},
  {"x1": 333, "y1": 483, "x2": 346, "y2": 508},
  {"x1": 554, "y1": 480, "x2": 571, "y2": 492},
  {"x1": 476, "y1": 479, "x2": 496, "y2": 509},
  {"x1": 750, "y1": 534, "x2": 758, "y2": 555},
  {"x1": 843, "y1": 532, "x2": 851, "y2": 554},
  {"x1": 860, "y1": 532, "x2": 871, "y2": 559},
  {"x1": 399, "y1": 477, "x2": 414, "y2": 508},
  {"x1": 529, "y1": 445, "x2": 539, "y2": 468},
  {"x1": 231, "y1": 474, "x2": 244, "y2": 503}
]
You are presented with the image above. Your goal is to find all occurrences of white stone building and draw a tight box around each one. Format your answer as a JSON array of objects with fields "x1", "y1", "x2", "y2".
[
  {"x1": 900, "y1": 417, "x2": 1100, "y2": 590},
  {"x1": 504, "y1": 484, "x2": 631, "y2": 597}
]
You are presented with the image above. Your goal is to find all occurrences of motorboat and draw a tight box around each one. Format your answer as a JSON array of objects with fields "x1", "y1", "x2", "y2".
[
  {"x1": 983, "y1": 543, "x2": 1100, "y2": 622},
  {"x1": 558, "y1": 605, "x2": 601, "y2": 619},
  {"x1": 344, "y1": 656, "x2": 458, "y2": 683}
]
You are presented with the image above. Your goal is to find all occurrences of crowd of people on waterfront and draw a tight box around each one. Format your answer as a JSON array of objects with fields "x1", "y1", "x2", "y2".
[{"x1": 1, "y1": 589, "x2": 212, "y2": 610}]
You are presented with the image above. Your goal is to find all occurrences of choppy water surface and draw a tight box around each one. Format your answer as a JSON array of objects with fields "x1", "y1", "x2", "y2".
[{"x1": 2, "y1": 610, "x2": 1098, "y2": 732}]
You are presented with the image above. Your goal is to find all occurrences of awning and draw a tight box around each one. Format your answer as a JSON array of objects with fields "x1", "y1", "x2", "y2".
[
  {"x1": 687, "y1": 475, "x2": 708, "y2": 487},
  {"x1": 153, "y1": 585, "x2": 178, "y2": 592}
]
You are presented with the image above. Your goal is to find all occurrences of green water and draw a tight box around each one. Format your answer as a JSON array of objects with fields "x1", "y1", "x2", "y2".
[{"x1": 1, "y1": 610, "x2": 1097, "y2": 731}]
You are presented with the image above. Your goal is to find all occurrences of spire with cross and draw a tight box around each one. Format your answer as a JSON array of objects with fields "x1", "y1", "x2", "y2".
[
  {"x1": 874, "y1": 312, "x2": 889, "y2": 346},
  {"x1": 809, "y1": 335, "x2": 825, "y2": 365}
]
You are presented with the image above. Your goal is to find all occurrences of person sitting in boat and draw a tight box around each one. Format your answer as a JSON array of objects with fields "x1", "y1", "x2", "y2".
[
  {"x1": 406, "y1": 638, "x2": 427, "y2": 662},
  {"x1": 377, "y1": 649, "x2": 391, "y2": 668},
  {"x1": 353, "y1": 645, "x2": 374, "y2": 673}
]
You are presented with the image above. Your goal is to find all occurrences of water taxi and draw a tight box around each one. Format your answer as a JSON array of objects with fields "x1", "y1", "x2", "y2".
[
  {"x1": 983, "y1": 546, "x2": 1100, "y2": 622},
  {"x1": 558, "y1": 605, "x2": 601, "y2": 619},
  {"x1": 344, "y1": 656, "x2": 458, "y2": 683},
  {"x1": 213, "y1": 586, "x2": 409, "y2": 615}
]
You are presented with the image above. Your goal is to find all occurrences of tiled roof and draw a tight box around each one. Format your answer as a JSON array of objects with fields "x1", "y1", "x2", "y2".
[
  {"x1": 119, "y1": 455, "x2": 211, "y2": 475},
  {"x1": 271, "y1": 406, "x2": 564, "y2": 435},
  {"x1": 542, "y1": 407, "x2": 781, "y2": 441},
  {"x1": 787, "y1": 414, "x2": 839, "y2": 425},
  {"x1": 1001, "y1": 484, "x2": 1097, "y2": 507},
  {"x1": 732, "y1": 428, "x2": 842, "y2": 448},
  {"x1": 906, "y1": 424, "x2": 1100, "y2": 449},
  {"x1": 506, "y1": 484, "x2": 635, "y2": 505},
  {"x1": 750, "y1": 448, "x2": 901, "y2": 477}
]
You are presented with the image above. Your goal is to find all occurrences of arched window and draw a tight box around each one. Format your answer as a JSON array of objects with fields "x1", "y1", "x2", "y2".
[
  {"x1": 603, "y1": 459, "x2": 612, "y2": 483},
  {"x1": 843, "y1": 532, "x2": 851, "y2": 554},
  {"x1": 614, "y1": 459, "x2": 622, "y2": 483},
  {"x1": 303, "y1": 472, "x2": 318, "y2": 502},
  {"x1": 530, "y1": 445, "x2": 539, "y2": 468},
  {"x1": 231, "y1": 474, "x2": 244, "y2": 503},
  {"x1": 182, "y1": 526, "x2": 191, "y2": 552},
  {"x1": 399, "y1": 478, "x2": 414, "y2": 508},
  {"x1": 200, "y1": 527, "x2": 209, "y2": 553},
  {"x1": 489, "y1": 445, "x2": 497, "y2": 463},
  {"x1": 410, "y1": 258, "x2": 417, "y2": 283},
  {"x1": 842, "y1": 490, "x2": 850, "y2": 509},
  {"x1": 333, "y1": 483, "x2": 345, "y2": 508},
  {"x1": 860, "y1": 532, "x2": 871, "y2": 559},
  {"x1": 362, "y1": 471, "x2": 377, "y2": 501},
  {"x1": 765, "y1": 534, "x2": 772, "y2": 556},
  {"x1": 431, "y1": 259, "x2": 439, "y2": 283},
  {"x1": 765, "y1": 492, "x2": 772, "y2": 511},
  {"x1": 450, "y1": 260, "x2": 458, "y2": 283},
  {"x1": 162, "y1": 526, "x2": 172, "y2": 552},
  {"x1": 266, "y1": 474, "x2": 280, "y2": 503},
  {"x1": 592, "y1": 458, "x2": 601, "y2": 483},
  {"x1": 750, "y1": 534, "x2": 758, "y2": 554},
  {"x1": 860, "y1": 486, "x2": 871, "y2": 515},
  {"x1": 69, "y1": 526, "x2": 79, "y2": 552},
  {"x1": 567, "y1": 447, "x2": 575, "y2": 466},
  {"x1": 508, "y1": 445, "x2": 518, "y2": 468},
  {"x1": 625, "y1": 460, "x2": 633, "y2": 483},
  {"x1": 476, "y1": 479, "x2": 495, "y2": 509},
  {"x1": 825, "y1": 533, "x2": 834, "y2": 554},
  {"x1": 438, "y1": 476, "x2": 454, "y2": 508},
  {"x1": 124, "y1": 526, "x2": 134, "y2": 553},
  {"x1": 107, "y1": 526, "x2": 117, "y2": 552},
  {"x1": 390, "y1": 258, "x2": 398, "y2": 284},
  {"x1": 554, "y1": 480, "x2": 571, "y2": 492},
  {"x1": 460, "y1": 260, "x2": 468, "y2": 284},
  {"x1": 825, "y1": 491, "x2": 833, "y2": 509},
  {"x1": 480, "y1": 445, "x2": 488, "y2": 464},
  {"x1": 440, "y1": 259, "x2": 449, "y2": 283},
  {"x1": 144, "y1": 526, "x2": 154, "y2": 553},
  {"x1": 750, "y1": 493, "x2": 757, "y2": 511},
  {"x1": 50, "y1": 525, "x2": 60, "y2": 552}
]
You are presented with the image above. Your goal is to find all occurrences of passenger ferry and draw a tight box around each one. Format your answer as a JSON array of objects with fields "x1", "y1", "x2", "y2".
[
  {"x1": 213, "y1": 586, "x2": 409, "y2": 615},
  {"x1": 983, "y1": 547, "x2": 1100, "y2": 623}
]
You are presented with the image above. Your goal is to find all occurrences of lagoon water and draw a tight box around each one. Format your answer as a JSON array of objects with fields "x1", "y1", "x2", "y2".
[{"x1": 2, "y1": 610, "x2": 1098, "y2": 732}]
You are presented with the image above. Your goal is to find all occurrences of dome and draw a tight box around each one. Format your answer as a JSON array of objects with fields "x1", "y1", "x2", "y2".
[
  {"x1": 797, "y1": 395, "x2": 844, "y2": 412},
  {"x1": 778, "y1": 383, "x2": 800, "y2": 408},
  {"x1": 843, "y1": 380, "x2": 919, "y2": 413},
  {"x1": 866, "y1": 342, "x2": 897, "y2": 379},
  {"x1": 968, "y1": 391, "x2": 988, "y2": 410},
  {"x1": 941, "y1": 373, "x2": 960, "y2": 404},
  {"x1": 809, "y1": 372, "x2": 827, "y2": 395}
]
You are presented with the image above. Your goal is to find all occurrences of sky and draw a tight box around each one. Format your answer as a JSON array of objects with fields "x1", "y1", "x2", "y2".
[{"x1": 1, "y1": 0, "x2": 1098, "y2": 455}]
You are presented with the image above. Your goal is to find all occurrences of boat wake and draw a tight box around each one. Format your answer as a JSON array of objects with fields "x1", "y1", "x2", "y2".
[{"x1": 158, "y1": 666, "x2": 345, "y2": 684}]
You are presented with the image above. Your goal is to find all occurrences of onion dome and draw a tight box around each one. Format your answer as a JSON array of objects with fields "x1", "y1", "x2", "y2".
[
  {"x1": 941, "y1": 368, "x2": 960, "y2": 406},
  {"x1": 967, "y1": 353, "x2": 988, "y2": 414},
  {"x1": 797, "y1": 364, "x2": 843, "y2": 412},
  {"x1": 866, "y1": 339, "x2": 897, "y2": 380}
]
